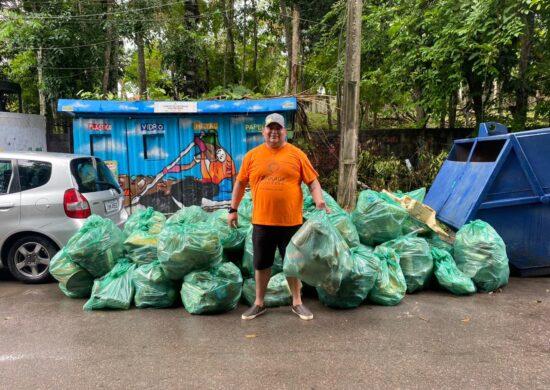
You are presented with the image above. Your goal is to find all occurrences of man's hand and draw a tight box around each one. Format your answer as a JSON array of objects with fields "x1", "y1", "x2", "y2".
[
  {"x1": 227, "y1": 211, "x2": 239, "y2": 228},
  {"x1": 315, "y1": 200, "x2": 331, "y2": 214}
]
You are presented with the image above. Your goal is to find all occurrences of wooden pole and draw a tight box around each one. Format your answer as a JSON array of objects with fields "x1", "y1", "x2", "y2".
[
  {"x1": 337, "y1": 0, "x2": 362, "y2": 209},
  {"x1": 290, "y1": 3, "x2": 300, "y2": 95}
]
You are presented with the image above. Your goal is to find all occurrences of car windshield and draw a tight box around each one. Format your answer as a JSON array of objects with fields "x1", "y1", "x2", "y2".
[{"x1": 71, "y1": 158, "x2": 121, "y2": 193}]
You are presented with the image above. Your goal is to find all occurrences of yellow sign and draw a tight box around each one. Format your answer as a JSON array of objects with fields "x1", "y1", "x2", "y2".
[{"x1": 193, "y1": 122, "x2": 219, "y2": 131}]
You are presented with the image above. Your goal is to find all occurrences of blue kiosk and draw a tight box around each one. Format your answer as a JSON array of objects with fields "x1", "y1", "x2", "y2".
[{"x1": 58, "y1": 97, "x2": 296, "y2": 214}]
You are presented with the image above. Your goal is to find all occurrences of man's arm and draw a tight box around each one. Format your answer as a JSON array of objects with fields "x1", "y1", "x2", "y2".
[
  {"x1": 308, "y1": 179, "x2": 331, "y2": 213},
  {"x1": 227, "y1": 179, "x2": 248, "y2": 227}
]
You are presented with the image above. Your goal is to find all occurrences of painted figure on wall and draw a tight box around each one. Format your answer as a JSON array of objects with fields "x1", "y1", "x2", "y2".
[
  {"x1": 126, "y1": 128, "x2": 236, "y2": 213},
  {"x1": 164, "y1": 130, "x2": 236, "y2": 201}
]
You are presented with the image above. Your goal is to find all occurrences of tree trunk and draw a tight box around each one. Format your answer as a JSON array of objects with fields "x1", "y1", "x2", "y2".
[
  {"x1": 184, "y1": 0, "x2": 201, "y2": 97},
  {"x1": 221, "y1": 0, "x2": 237, "y2": 85},
  {"x1": 102, "y1": 0, "x2": 114, "y2": 96},
  {"x1": 50, "y1": 99, "x2": 58, "y2": 122},
  {"x1": 37, "y1": 48, "x2": 46, "y2": 116},
  {"x1": 136, "y1": 30, "x2": 147, "y2": 99},
  {"x1": 110, "y1": 35, "x2": 120, "y2": 95},
  {"x1": 240, "y1": 0, "x2": 247, "y2": 85},
  {"x1": 325, "y1": 94, "x2": 333, "y2": 131},
  {"x1": 290, "y1": 3, "x2": 300, "y2": 95},
  {"x1": 514, "y1": 10, "x2": 535, "y2": 130},
  {"x1": 448, "y1": 90, "x2": 458, "y2": 128},
  {"x1": 463, "y1": 62, "x2": 484, "y2": 128},
  {"x1": 251, "y1": 0, "x2": 258, "y2": 87},
  {"x1": 412, "y1": 83, "x2": 426, "y2": 127},
  {"x1": 279, "y1": 0, "x2": 292, "y2": 93}
]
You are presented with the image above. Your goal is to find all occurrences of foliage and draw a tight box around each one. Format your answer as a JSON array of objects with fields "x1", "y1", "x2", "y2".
[
  {"x1": 1, "y1": 0, "x2": 549, "y2": 132},
  {"x1": 356, "y1": 143, "x2": 447, "y2": 193}
]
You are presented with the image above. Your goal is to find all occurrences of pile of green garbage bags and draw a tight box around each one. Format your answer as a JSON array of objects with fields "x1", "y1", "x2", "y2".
[
  {"x1": 286, "y1": 188, "x2": 508, "y2": 309},
  {"x1": 49, "y1": 186, "x2": 510, "y2": 314},
  {"x1": 50, "y1": 207, "x2": 244, "y2": 313}
]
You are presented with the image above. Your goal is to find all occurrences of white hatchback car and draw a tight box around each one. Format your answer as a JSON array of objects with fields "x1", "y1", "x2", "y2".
[{"x1": 0, "y1": 152, "x2": 127, "y2": 283}]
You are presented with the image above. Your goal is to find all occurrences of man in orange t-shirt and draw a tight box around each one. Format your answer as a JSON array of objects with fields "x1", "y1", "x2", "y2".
[{"x1": 227, "y1": 113, "x2": 330, "y2": 321}]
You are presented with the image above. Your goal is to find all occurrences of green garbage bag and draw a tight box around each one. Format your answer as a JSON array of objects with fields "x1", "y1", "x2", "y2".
[
  {"x1": 133, "y1": 260, "x2": 178, "y2": 308},
  {"x1": 369, "y1": 246, "x2": 407, "y2": 306},
  {"x1": 123, "y1": 207, "x2": 165, "y2": 237},
  {"x1": 317, "y1": 244, "x2": 380, "y2": 309},
  {"x1": 241, "y1": 227, "x2": 283, "y2": 277},
  {"x1": 166, "y1": 205, "x2": 208, "y2": 226},
  {"x1": 326, "y1": 211, "x2": 361, "y2": 248},
  {"x1": 283, "y1": 210, "x2": 352, "y2": 294},
  {"x1": 242, "y1": 272, "x2": 292, "y2": 307},
  {"x1": 59, "y1": 283, "x2": 90, "y2": 299},
  {"x1": 238, "y1": 191, "x2": 253, "y2": 229},
  {"x1": 432, "y1": 248, "x2": 476, "y2": 295},
  {"x1": 382, "y1": 235, "x2": 433, "y2": 293},
  {"x1": 65, "y1": 215, "x2": 124, "y2": 278},
  {"x1": 454, "y1": 220, "x2": 509, "y2": 292},
  {"x1": 158, "y1": 222, "x2": 223, "y2": 280},
  {"x1": 427, "y1": 233, "x2": 454, "y2": 256},
  {"x1": 83, "y1": 259, "x2": 136, "y2": 310},
  {"x1": 208, "y1": 209, "x2": 246, "y2": 251},
  {"x1": 351, "y1": 190, "x2": 409, "y2": 246},
  {"x1": 303, "y1": 189, "x2": 360, "y2": 248},
  {"x1": 180, "y1": 262, "x2": 243, "y2": 314},
  {"x1": 49, "y1": 248, "x2": 94, "y2": 298},
  {"x1": 124, "y1": 230, "x2": 159, "y2": 266},
  {"x1": 394, "y1": 187, "x2": 426, "y2": 202}
]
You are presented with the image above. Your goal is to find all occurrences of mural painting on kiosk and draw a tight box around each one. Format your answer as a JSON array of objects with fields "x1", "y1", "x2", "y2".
[{"x1": 123, "y1": 121, "x2": 236, "y2": 214}]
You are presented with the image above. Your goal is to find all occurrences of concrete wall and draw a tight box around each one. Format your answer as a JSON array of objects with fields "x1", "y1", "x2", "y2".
[{"x1": 0, "y1": 112, "x2": 47, "y2": 152}]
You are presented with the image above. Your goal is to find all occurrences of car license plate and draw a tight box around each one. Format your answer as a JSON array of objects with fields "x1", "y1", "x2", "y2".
[{"x1": 104, "y1": 199, "x2": 119, "y2": 213}]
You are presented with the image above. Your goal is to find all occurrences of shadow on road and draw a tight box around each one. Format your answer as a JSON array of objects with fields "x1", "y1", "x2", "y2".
[{"x1": 0, "y1": 267, "x2": 15, "y2": 281}]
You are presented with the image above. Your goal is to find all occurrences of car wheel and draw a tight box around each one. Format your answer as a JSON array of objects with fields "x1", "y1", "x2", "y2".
[{"x1": 7, "y1": 235, "x2": 58, "y2": 284}]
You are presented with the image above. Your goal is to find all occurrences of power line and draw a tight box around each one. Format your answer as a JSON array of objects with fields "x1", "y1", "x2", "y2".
[
  {"x1": 0, "y1": 2, "x2": 328, "y2": 27},
  {"x1": 0, "y1": 0, "x2": 186, "y2": 20}
]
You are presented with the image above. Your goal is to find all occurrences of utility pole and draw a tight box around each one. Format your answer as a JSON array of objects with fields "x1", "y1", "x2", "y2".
[
  {"x1": 337, "y1": 0, "x2": 362, "y2": 209},
  {"x1": 290, "y1": 3, "x2": 300, "y2": 95}
]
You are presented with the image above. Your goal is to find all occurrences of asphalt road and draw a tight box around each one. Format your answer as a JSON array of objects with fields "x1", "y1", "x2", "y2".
[{"x1": 0, "y1": 269, "x2": 549, "y2": 389}]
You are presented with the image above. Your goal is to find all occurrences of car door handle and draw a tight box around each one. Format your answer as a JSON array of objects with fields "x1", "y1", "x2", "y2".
[{"x1": 0, "y1": 202, "x2": 15, "y2": 210}]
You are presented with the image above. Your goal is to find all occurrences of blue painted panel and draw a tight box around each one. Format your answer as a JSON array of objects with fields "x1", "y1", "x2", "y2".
[
  {"x1": 124, "y1": 117, "x2": 180, "y2": 213},
  {"x1": 229, "y1": 115, "x2": 265, "y2": 173},
  {"x1": 424, "y1": 160, "x2": 466, "y2": 214},
  {"x1": 516, "y1": 132, "x2": 550, "y2": 193},
  {"x1": 437, "y1": 163, "x2": 496, "y2": 228},
  {"x1": 72, "y1": 117, "x2": 128, "y2": 174},
  {"x1": 58, "y1": 97, "x2": 297, "y2": 115},
  {"x1": 484, "y1": 148, "x2": 534, "y2": 202}
]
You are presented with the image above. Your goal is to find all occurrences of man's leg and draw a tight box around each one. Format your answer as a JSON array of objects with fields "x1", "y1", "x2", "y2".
[
  {"x1": 286, "y1": 277, "x2": 302, "y2": 306},
  {"x1": 241, "y1": 225, "x2": 276, "y2": 320},
  {"x1": 255, "y1": 268, "x2": 272, "y2": 306}
]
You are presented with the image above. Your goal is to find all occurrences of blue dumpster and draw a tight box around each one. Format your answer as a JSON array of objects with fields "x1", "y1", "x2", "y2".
[{"x1": 425, "y1": 123, "x2": 550, "y2": 276}]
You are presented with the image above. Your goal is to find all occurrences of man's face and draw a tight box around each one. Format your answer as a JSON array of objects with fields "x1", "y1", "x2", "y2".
[{"x1": 262, "y1": 123, "x2": 287, "y2": 149}]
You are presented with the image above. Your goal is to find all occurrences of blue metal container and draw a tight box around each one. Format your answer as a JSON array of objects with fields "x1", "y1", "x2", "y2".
[{"x1": 425, "y1": 124, "x2": 550, "y2": 276}]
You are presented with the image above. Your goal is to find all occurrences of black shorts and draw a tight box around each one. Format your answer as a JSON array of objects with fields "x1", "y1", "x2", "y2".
[{"x1": 252, "y1": 224, "x2": 302, "y2": 271}]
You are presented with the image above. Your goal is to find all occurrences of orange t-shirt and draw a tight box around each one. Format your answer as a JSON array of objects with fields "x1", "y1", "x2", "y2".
[{"x1": 237, "y1": 143, "x2": 319, "y2": 226}]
